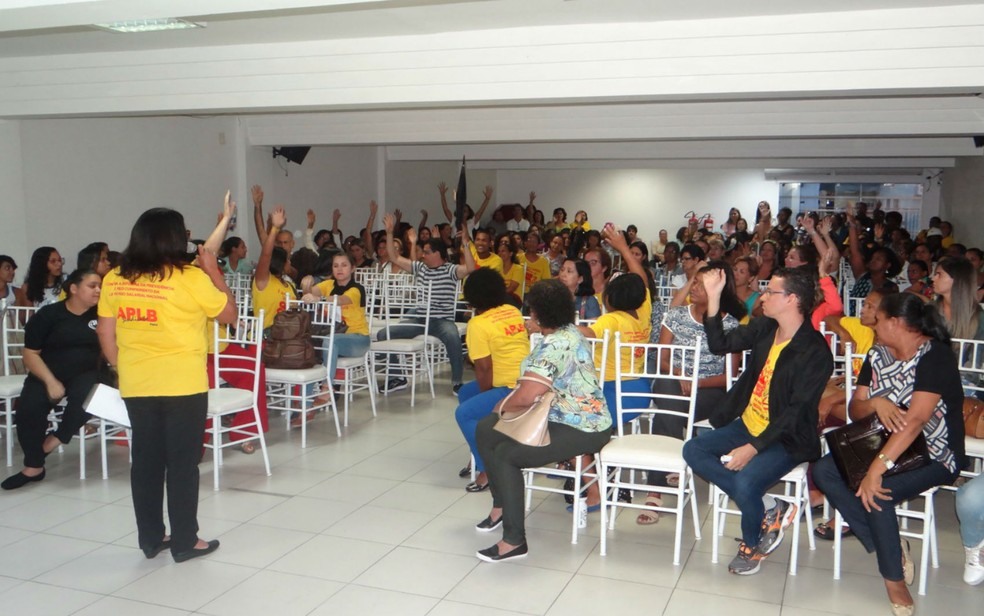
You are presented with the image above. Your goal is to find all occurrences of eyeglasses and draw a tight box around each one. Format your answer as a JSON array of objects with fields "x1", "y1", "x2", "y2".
[{"x1": 761, "y1": 288, "x2": 790, "y2": 297}]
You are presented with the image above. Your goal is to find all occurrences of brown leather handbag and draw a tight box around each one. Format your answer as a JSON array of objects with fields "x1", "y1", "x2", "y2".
[
  {"x1": 493, "y1": 374, "x2": 555, "y2": 447},
  {"x1": 964, "y1": 397, "x2": 984, "y2": 439}
]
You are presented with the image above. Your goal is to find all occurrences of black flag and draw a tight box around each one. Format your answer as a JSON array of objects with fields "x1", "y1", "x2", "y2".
[{"x1": 455, "y1": 156, "x2": 467, "y2": 231}]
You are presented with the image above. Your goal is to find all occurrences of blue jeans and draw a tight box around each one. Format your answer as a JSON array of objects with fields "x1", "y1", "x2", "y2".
[
  {"x1": 813, "y1": 454, "x2": 957, "y2": 581},
  {"x1": 602, "y1": 378, "x2": 651, "y2": 426},
  {"x1": 454, "y1": 381, "x2": 511, "y2": 472},
  {"x1": 328, "y1": 333, "x2": 370, "y2": 377},
  {"x1": 377, "y1": 316, "x2": 464, "y2": 384},
  {"x1": 957, "y1": 473, "x2": 984, "y2": 548},
  {"x1": 682, "y1": 418, "x2": 797, "y2": 546}
]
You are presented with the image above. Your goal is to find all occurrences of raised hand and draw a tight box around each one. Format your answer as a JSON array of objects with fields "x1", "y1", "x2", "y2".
[
  {"x1": 602, "y1": 223, "x2": 627, "y2": 251},
  {"x1": 419, "y1": 208, "x2": 427, "y2": 218},
  {"x1": 307, "y1": 209, "x2": 316, "y2": 229},
  {"x1": 332, "y1": 208, "x2": 341, "y2": 223},
  {"x1": 483, "y1": 185, "x2": 494, "y2": 200},
  {"x1": 438, "y1": 181, "x2": 448, "y2": 195},
  {"x1": 819, "y1": 216, "x2": 833, "y2": 236},
  {"x1": 383, "y1": 212, "x2": 396, "y2": 232},
  {"x1": 369, "y1": 200, "x2": 378, "y2": 215},
  {"x1": 528, "y1": 191, "x2": 536, "y2": 203},
  {"x1": 251, "y1": 185, "x2": 264, "y2": 206},
  {"x1": 702, "y1": 268, "x2": 727, "y2": 298},
  {"x1": 270, "y1": 206, "x2": 287, "y2": 229},
  {"x1": 803, "y1": 215, "x2": 816, "y2": 234},
  {"x1": 407, "y1": 226, "x2": 417, "y2": 244},
  {"x1": 394, "y1": 208, "x2": 403, "y2": 222}
]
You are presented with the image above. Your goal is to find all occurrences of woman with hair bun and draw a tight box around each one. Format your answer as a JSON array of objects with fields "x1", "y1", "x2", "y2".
[{"x1": 814, "y1": 293, "x2": 965, "y2": 615}]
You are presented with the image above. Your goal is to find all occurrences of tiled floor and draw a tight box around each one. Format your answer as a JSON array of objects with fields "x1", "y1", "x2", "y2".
[{"x1": 0, "y1": 372, "x2": 980, "y2": 616}]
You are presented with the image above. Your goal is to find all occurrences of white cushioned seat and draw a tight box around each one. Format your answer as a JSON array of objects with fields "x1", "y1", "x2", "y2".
[
  {"x1": 371, "y1": 340, "x2": 426, "y2": 352},
  {"x1": 599, "y1": 434, "x2": 687, "y2": 470},
  {"x1": 336, "y1": 356, "x2": 364, "y2": 369},
  {"x1": 207, "y1": 388, "x2": 255, "y2": 415},
  {"x1": 0, "y1": 375, "x2": 26, "y2": 397},
  {"x1": 265, "y1": 365, "x2": 328, "y2": 383},
  {"x1": 966, "y1": 436, "x2": 984, "y2": 458}
]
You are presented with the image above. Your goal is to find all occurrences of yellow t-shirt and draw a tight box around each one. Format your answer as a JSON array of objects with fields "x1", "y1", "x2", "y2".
[
  {"x1": 466, "y1": 304, "x2": 529, "y2": 388},
  {"x1": 98, "y1": 267, "x2": 229, "y2": 397},
  {"x1": 741, "y1": 338, "x2": 791, "y2": 436},
  {"x1": 252, "y1": 276, "x2": 296, "y2": 330},
  {"x1": 314, "y1": 279, "x2": 369, "y2": 336},
  {"x1": 839, "y1": 316, "x2": 875, "y2": 375},
  {"x1": 469, "y1": 244, "x2": 504, "y2": 274},
  {"x1": 523, "y1": 255, "x2": 552, "y2": 291},
  {"x1": 589, "y1": 310, "x2": 649, "y2": 382},
  {"x1": 502, "y1": 262, "x2": 526, "y2": 298}
]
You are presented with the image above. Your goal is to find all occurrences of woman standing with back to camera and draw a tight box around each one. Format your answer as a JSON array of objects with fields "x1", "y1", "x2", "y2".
[{"x1": 98, "y1": 206, "x2": 237, "y2": 563}]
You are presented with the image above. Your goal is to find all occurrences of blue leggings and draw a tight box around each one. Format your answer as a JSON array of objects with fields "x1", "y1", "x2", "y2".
[
  {"x1": 454, "y1": 381, "x2": 511, "y2": 473},
  {"x1": 602, "y1": 378, "x2": 651, "y2": 426}
]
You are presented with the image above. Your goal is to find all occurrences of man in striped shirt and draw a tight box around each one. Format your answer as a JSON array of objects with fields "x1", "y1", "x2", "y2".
[{"x1": 380, "y1": 213, "x2": 476, "y2": 395}]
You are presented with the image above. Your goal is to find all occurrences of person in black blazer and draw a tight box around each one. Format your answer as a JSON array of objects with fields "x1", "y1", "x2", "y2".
[{"x1": 683, "y1": 266, "x2": 833, "y2": 575}]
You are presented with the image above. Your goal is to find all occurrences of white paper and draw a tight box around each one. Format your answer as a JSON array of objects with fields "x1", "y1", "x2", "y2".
[{"x1": 83, "y1": 384, "x2": 131, "y2": 428}]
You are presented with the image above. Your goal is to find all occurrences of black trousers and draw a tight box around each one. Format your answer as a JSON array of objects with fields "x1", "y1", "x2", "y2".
[
  {"x1": 476, "y1": 414, "x2": 612, "y2": 545},
  {"x1": 125, "y1": 394, "x2": 208, "y2": 555},
  {"x1": 645, "y1": 378, "x2": 726, "y2": 487},
  {"x1": 15, "y1": 372, "x2": 97, "y2": 468}
]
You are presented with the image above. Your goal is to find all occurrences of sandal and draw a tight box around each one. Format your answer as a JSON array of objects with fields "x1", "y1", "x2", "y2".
[
  {"x1": 240, "y1": 442, "x2": 256, "y2": 455},
  {"x1": 290, "y1": 411, "x2": 316, "y2": 428},
  {"x1": 636, "y1": 494, "x2": 662, "y2": 525},
  {"x1": 814, "y1": 520, "x2": 852, "y2": 541}
]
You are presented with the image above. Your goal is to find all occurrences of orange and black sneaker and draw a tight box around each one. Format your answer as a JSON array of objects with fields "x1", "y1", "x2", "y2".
[
  {"x1": 758, "y1": 499, "x2": 797, "y2": 555},
  {"x1": 728, "y1": 541, "x2": 765, "y2": 575}
]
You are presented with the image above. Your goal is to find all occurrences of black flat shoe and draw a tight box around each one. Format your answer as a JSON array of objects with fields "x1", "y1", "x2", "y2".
[
  {"x1": 142, "y1": 539, "x2": 172, "y2": 559},
  {"x1": 475, "y1": 515, "x2": 503, "y2": 532},
  {"x1": 1, "y1": 470, "x2": 45, "y2": 490},
  {"x1": 458, "y1": 464, "x2": 472, "y2": 478},
  {"x1": 173, "y1": 539, "x2": 220, "y2": 563},
  {"x1": 477, "y1": 542, "x2": 528, "y2": 562},
  {"x1": 465, "y1": 481, "x2": 490, "y2": 493}
]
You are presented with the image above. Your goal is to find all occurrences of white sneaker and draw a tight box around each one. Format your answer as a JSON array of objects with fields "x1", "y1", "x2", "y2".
[{"x1": 964, "y1": 540, "x2": 984, "y2": 586}]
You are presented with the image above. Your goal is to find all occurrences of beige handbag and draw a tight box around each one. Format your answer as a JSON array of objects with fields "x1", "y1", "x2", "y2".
[{"x1": 493, "y1": 374, "x2": 555, "y2": 447}]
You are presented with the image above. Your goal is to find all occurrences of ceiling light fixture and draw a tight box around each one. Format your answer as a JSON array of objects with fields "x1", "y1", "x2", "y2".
[{"x1": 93, "y1": 18, "x2": 203, "y2": 33}]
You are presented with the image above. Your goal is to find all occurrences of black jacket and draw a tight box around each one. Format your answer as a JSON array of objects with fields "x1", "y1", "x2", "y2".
[{"x1": 704, "y1": 314, "x2": 833, "y2": 464}]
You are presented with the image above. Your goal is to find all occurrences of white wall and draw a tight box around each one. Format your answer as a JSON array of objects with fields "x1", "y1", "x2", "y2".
[
  {"x1": 384, "y1": 160, "x2": 498, "y2": 232},
  {"x1": 495, "y1": 168, "x2": 778, "y2": 242},
  {"x1": 941, "y1": 155, "x2": 984, "y2": 246},
  {"x1": 16, "y1": 116, "x2": 238, "y2": 270},
  {"x1": 0, "y1": 121, "x2": 27, "y2": 265},
  {"x1": 244, "y1": 145, "x2": 380, "y2": 251}
]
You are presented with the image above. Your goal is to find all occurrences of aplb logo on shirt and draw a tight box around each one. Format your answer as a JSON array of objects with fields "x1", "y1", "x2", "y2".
[
  {"x1": 117, "y1": 306, "x2": 158, "y2": 323},
  {"x1": 502, "y1": 322, "x2": 525, "y2": 337}
]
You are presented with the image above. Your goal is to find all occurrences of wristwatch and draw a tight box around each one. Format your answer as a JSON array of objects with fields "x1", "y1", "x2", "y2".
[{"x1": 878, "y1": 453, "x2": 896, "y2": 470}]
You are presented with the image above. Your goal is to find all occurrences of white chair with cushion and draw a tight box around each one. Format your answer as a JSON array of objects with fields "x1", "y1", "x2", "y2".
[
  {"x1": 598, "y1": 334, "x2": 702, "y2": 565},
  {"x1": 1, "y1": 306, "x2": 37, "y2": 467},
  {"x1": 266, "y1": 300, "x2": 339, "y2": 447},
  {"x1": 371, "y1": 280, "x2": 435, "y2": 406},
  {"x1": 205, "y1": 313, "x2": 270, "y2": 489},
  {"x1": 522, "y1": 331, "x2": 609, "y2": 544}
]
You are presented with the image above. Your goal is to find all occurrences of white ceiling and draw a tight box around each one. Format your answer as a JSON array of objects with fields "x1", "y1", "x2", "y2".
[{"x1": 2, "y1": 0, "x2": 983, "y2": 174}]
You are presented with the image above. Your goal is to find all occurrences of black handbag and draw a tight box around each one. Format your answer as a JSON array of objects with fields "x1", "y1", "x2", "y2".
[{"x1": 824, "y1": 413, "x2": 930, "y2": 492}]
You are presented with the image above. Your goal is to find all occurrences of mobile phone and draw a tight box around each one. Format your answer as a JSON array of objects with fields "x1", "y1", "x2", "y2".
[{"x1": 720, "y1": 455, "x2": 733, "y2": 464}]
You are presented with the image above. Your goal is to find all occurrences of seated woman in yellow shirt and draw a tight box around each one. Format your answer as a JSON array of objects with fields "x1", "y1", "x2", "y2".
[
  {"x1": 252, "y1": 207, "x2": 297, "y2": 331},
  {"x1": 302, "y1": 252, "x2": 370, "y2": 381},
  {"x1": 455, "y1": 268, "x2": 529, "y2": 492}
]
